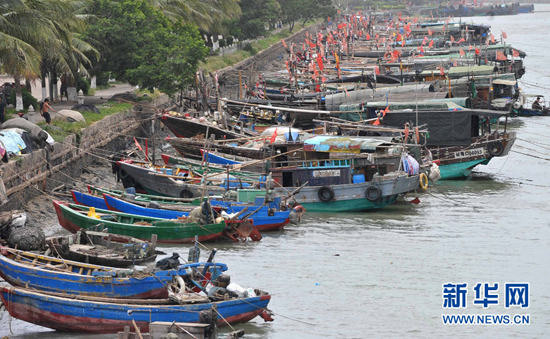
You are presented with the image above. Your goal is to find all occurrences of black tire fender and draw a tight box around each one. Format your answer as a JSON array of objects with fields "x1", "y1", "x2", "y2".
[
  {"x1": 180, "y1": 188, "x2": 193, "y2": 199},
  {"x1": 488, "y1": 141, "x2": 504, "y2": 157},
  {"x1": 365, "y1": 186, "x2": 382, "y2": 202},
  {"x1": 317, "y1": 186, "x2": 335, "y2": 202}
]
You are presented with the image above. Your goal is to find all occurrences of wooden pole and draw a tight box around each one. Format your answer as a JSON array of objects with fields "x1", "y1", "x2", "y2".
[{"x1": 239, "y1": 70, "x2": 242, "y2": 99}]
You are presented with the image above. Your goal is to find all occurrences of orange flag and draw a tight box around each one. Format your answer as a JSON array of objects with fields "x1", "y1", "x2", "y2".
[
  {"x1": 366, "y1": 33, "x2": 370, "y2": 40},
  {"x1": 490, "y1": 34, "x2": 495, "y2": 43},
  {"x1": 373, "y1": 117, "x2": 381, "y2": 126},
  {"x1": 281, "y1": 39, "x2": 287, "y2": 48},
  {"x1": 428, "y1": 28, "x2": 433, "y2": 36},
  {"x1": 450, "y1": 36, "x2": 455, "y2": 44},
  {"x1": 512, "y1": 49, "x2": 520, "y2": 57},
  {"x1": 459, "y1": 49, "x2": 465, "y2": 57},
  {"x1": 375, "y1": 66, "x2": 380, "y2": 75},
  {"x1": 496, "y1": 51, "x2": 507, "y2": 61},
  {"x1": 502, "y1": 31, "x2": 507, "y2": 39},
  {"x1": 382, "y1": 105, "x2": 390, "y2": 117},
  {"x1": 428, "y1": 40, "x2": 434, "y2": 48},
  {"x1": 469, "y1": 44, "x2": 473, "y2": 51}
]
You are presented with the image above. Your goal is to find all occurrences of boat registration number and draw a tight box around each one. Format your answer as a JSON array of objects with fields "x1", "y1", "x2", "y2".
[
  {"x1": 454, "y1": 148, "x2": 485, "y2": 158},
  {"x1": 313, "y1": 170, "x2": 341, "y2": 177}
]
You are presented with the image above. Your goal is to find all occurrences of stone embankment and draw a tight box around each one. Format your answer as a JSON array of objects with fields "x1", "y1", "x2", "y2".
[{"x1": 0, "y1": 96, "x2": 170, "y2": 211}]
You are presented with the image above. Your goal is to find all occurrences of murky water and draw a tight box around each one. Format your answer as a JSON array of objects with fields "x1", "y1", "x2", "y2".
[{"x1": 2, "y1": 7, "x2": 550, "y2": 338}]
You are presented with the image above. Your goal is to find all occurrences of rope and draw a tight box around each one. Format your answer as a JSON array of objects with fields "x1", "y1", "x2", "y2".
[
  {"x1": 213, "y1": 307, "x2": 236, "y2": 331},
  {"x1": 510, "y1": 149, "x2": 550, "y2": 161}
]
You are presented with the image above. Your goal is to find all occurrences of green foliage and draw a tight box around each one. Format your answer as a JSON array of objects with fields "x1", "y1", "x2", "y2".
[
  {"x1": 278, "y1": 0, "x2": 336, "y2": 32},
  {"x1": 77, "y1": 77, "x2": 91, "y2": 95},
  {"x1": 9, "y1": 89, "x2": 38, "y2": 110},
  {"x1": 95, "y1": 72, "x2": 111, "y2": 87},
  {"x1": 85, "y1": 0, "x2": 208, "y2": 96},
  {"x1": 230, "y1": 0, "x2": 281, "y2": 39},
  {"x1": 242, "y1": 43, "x2": 257, "y2": 55}
]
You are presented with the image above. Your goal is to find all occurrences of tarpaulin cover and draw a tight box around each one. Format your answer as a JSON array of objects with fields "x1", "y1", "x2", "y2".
[
  {"x1": 382, "y1": 110, "x2": 472, "y2": 146},
  {"x1": 303, "y1": 135, "x2": 391, "y2": 153}
]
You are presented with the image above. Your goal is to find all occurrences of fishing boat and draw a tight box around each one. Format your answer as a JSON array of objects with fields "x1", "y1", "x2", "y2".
[
  {"x1": 380, "y1": 109, "x2": 517, "y2": 179},
  {"x1": 160, "y1": 112, "x2": 257, "y2": 139},
  {"x1": 0, "y1": 246, "x2": 224, "y2": 299},
  {"x1": 71, "y1": 190, "x2": 290, "y2": 232},
  {"x1": 0, "y1": 286, "x2": 271, "y2": 333},
  {"x1": 102, "y1": 193, "x2": 290, "y2": 232},
  {"x1": 115, "y1": 161, "x2": 229, "y2": 198},
  {"x1": 46, "y1": 229, "x2": 158, "y2": 268},
  {"x1": 53, "y1": 200, "x2": 227, "y2": 244}
]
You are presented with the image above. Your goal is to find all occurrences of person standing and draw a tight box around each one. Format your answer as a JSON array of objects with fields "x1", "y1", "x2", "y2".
[
  {"x1": 0, "y1": 97, "x2": 6, "y2": 124},
  {"x1": 40, "y1": 98, "x2": 55, "y2": 125},
  {"x1": 60, "y1": 74, "x2": 68, "y2": 101}
]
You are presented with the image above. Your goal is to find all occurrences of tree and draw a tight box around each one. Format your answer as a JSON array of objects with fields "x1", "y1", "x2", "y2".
[
  {"x1": 0, "y1": 0, "x2": 91, "y2": 109},
  {"x1": 126, "y1": 21, "x2": 208, "y2": 95},
  {"x1": 278, "y1": 0, "x2": 336, "y2": 33},
  {"x1": 230, "y1": 0, "x2": 280, "y2": 39},
  {"x1": 85, "y1": 0, "x2": 208, "y2": 95}
]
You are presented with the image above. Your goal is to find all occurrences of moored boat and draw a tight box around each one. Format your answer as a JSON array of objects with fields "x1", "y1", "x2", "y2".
[
  {"x1": 46, "y1": 229, "x2": 158, "y2": 268},
  {"x1": 0, "y1": 246, "x2": 224, "y2": 299}
]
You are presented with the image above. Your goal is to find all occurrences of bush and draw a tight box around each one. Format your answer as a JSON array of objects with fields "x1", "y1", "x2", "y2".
[
  {"x1": 226, "y1": 36, "x2": 234, "y2": 45},
  {"x1": 9, "y1": 88, "x2": 38, "y2": 110},
  {"x1": 77, "y1": 77, "x2": 91, "y2": 95},
  {"x1": 219, "y1": 38, "x2": 226, "y2": 48},
  {"x1": 95, "y1": 72, "x2": 110, "y2": 87},
  {"x1": 243, "y1": 43, "x2": 257, "y2": 55}
]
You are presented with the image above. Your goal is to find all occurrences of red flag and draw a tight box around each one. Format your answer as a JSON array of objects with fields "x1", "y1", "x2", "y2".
[
  {"x1": 512, "y1": 49, "x2": 520, "y2": 57},
  {"x1": 502, "y1": 31, "x2": 507, "y2": 39},
  {"x1": 469, "y1": 44, "x2": 473, "y2": 51},
  {"x1": 419, "y1": 45, "x2": 424, "y2": 54},
  {"x1": 459, "y1": 49, "x2": 465, "y2": 57},
  {"x1": 402, "y1": 39, "x2": 405, "y2": 47},
  {"x1": 374, "y1": 66, "x2": 380, "y2": 75},
  {"x1": 440, "y1": 67, "x2": 445, "y2": 76},
  {"x1": 475, "y1": 47, "x2": 480, "y2": 55},
  {"x1": 366, "y1": 33, "x2": 370, "y2": 40},
  {"x1": 134, "y1": 138, "x2": 143, "y2": 151},
  {"x1": 453, "y1": 59, "x2": 458, "y2": 67},
  {"x1": 496, "y1": 51, "x2": 507, "y2": 61},
  {"x1": 450, "y1": 36, "x2": 455, "y2": 44},
  {"x1": 281, "y1": 39, "x2": 287, "y2": 48},
  {"x1": 392, "y1": 50, "x2": 400, "y2": 59},
  {"x1": 373, "y1": 118, "x2": 381, "y2": 126},
  {"x1": 428, "y1": 40, "x2": 434, "y2": 48},
  {"x1": 270, "y1": 128, "x2": 278, "y2": 144},
  {"x1": 428, "y1": 28, "x2": 433, "y2": 36},
  {"x1": 457, "y1": 38, "x2": 465, "y2": 43},
  {"x1": 316, "y1": 55, "x2": 324, "y2": 71},
  {"x1": 490, "y1": 34, "x2": 495, "y2": 43}
]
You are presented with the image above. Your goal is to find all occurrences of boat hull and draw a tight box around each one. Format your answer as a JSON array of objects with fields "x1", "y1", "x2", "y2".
[
  {"x1": 53, "y1": 201, "x2": 225, "y2": 244},
  {"x1": 0, "y1": 248, "x2": 172, "y2": 299},
  {"x1": 274, "y1": 174, "x2": 419, "y2": 212},
  {"x1": 0, "y1": 287, "x2": 270, "y2": 333}
]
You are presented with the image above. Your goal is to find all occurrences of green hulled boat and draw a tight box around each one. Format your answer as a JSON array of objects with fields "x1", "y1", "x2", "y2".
[{"x1": 53, "y1": 201, "x2": 226, "y2": 244}]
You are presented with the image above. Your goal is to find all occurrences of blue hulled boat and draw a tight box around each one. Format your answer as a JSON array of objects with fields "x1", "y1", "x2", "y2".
[{"x1": 0, "y1": 246, "x2": 226, "y2": 299}]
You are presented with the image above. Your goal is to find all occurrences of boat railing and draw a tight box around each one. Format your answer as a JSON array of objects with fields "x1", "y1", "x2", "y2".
[{"x1": 271, "y1": 158, "x2": 352, "y2": 169}]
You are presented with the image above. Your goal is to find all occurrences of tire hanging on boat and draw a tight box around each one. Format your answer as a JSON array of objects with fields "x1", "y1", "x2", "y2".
[
  {"x1": 365, "y1": 186, "x2": 382, "y2": 202},
  {"x1": 180, "y1": 187, "x2": 193, "y2": 199},
  {"x1": 118, "y1": 167, "x2": 130, "y2": 180},
  {"x1": 488, "y1": 141, "x2": 504, "y2": 157},
  {"x1": 419, "y1": 173, "x2": 429, "y2": 190},
  {"x1": 317, "y1": 186, "x2": 335, "y2": 202}
]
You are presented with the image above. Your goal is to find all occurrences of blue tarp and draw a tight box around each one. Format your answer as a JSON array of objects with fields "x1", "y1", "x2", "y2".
[{"x1": 0, "y1": 130, "x2": 26, "y2": 156}]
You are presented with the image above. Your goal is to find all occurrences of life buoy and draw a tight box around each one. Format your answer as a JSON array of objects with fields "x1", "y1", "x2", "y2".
[
  {"x1": 317, "y1": 186, "x2": 334, "y2": 202},
  {"x1": 419, "y1": 173, "x2": 429, "y2": 190},
  {"x1": 488, "y1": 141, "x2": 504, "y2": 157},
  {"x1": 365, "y1": 186, "x2": 382, "y2": 202},
  {"x1": 118, "y1": 167, "x2": 130, "y2": 180},
  {"x1": 180, "y1": 188, "x2": 193, "y2": 199},
  {"x1": 168, "y1": 275, "x2": 186, "y2": 297}
]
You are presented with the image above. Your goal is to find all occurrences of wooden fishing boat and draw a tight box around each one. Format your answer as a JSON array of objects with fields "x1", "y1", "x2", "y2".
[
  {"x1": 0, "y1": 286, "x2": 271, "y2": 333},
  {"x1": 46, "y1": 229, "x2": 158, "y2": 268},
  {"x1": 103, "y1": 193, "x2": 290, "y2": 232},
  {"x1": 0, "y1": 246, "x2": 225, "y2": 299},
  {"x1": 53, "y1": 200, "x2": 226, "y2": 244},
  {"x1": 115, "y1": 161, "x2": 228, "y2": 198},
  {"x1": 160, "y1": 112, "x2": 257, "y2": 139},
  {"x1": 72, "y1": 190, "x2": 290, "y2": 232},
  {"x1": 380, "y1": 109, "x2": 517, "y2": 179}
]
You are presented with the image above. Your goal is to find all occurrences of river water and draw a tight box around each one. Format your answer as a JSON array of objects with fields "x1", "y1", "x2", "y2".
[{"x1": 2, "y1": 7, "x2": 550, "y2": 339}]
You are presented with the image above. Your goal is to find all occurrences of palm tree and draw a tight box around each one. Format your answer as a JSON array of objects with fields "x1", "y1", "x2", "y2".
[{"x1": 0, "y1": 0, "x2": 93, "y2": 109}]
